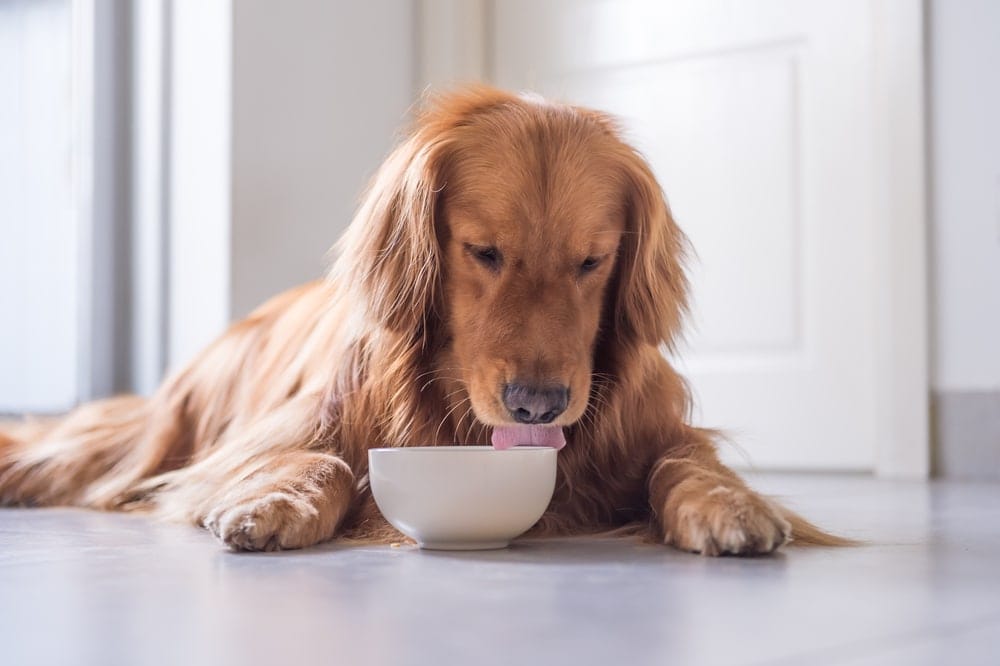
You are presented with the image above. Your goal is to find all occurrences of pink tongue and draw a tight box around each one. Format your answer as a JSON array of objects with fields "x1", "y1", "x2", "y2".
[{"x1": 491, "y1": 426, "x2": 566, "y2": 451}]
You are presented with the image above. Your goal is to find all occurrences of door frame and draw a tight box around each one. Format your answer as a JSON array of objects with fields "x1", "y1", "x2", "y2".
[
  {"x1": 418, "y1": 0, "x2": 929, "y2": 478},
  {"x1": 74, "y1": 0, "x2": 133, "y2": 402}
]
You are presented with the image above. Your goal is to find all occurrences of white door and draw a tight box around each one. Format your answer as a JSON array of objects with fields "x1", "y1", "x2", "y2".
[{"x1": 487, "y1": 0, "x2": 925, "y2": 472}]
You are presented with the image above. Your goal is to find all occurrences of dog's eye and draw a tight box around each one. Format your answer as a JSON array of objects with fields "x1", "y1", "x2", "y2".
[
  {"x1": 579, "y1": 256, "x2": 602, "y2": 274},
  {"x1": 466, "y1": 244, "x2": 502, "y2": 270}
]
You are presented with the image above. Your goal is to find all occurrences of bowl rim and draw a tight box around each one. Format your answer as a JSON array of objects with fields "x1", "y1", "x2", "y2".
[{"x1": 368, "y1": 445, "x2": 555, "y2": 454}]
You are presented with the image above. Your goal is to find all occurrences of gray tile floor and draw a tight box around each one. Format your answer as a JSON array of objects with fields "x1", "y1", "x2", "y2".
[{"x1": 2, "y1": 474, "x2": 999, "y2": 666}]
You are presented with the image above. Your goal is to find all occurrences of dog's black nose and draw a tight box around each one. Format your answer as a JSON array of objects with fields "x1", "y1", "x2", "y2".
[{"x1": 502, "y1": 383, "x2": 569, "y2": 424}]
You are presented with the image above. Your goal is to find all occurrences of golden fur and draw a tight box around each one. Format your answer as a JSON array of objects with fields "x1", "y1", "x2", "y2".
[{"x1": 0, "y1": 87, "x2": 846, "y2": 554}]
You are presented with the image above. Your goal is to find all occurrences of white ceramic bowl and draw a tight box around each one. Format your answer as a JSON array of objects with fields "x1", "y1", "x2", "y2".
[{"x1": 368, "y1": 446, "x2": 557, "y2": 550}]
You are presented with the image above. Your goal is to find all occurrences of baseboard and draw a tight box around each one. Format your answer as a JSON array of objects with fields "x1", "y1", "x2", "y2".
[{"x1": 932, "y1": 390, "x2": 1000, "y2": 481}]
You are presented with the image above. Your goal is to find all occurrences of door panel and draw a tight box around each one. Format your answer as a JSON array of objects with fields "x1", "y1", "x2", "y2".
[{"x1": 0, "y1": 0, "x2": 79, "y2": 413}]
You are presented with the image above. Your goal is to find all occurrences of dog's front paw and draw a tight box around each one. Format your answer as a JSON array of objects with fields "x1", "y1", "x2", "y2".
[
  {"x1": 204, "y1": 492, "x2": 322, "y2": 552},
  {"x1": 662, "y1": 480, "x2": 791, "y2": 556}
]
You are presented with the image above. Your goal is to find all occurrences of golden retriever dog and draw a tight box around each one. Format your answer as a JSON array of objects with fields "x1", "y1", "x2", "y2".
[{"x1": 0, "y1": 86, "x2": 843, "y2": 554}]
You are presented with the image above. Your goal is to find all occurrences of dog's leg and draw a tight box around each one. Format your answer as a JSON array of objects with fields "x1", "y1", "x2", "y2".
[
  {"x1": 201, "y1": 450, "x2": 355, "y2": 552},
  {"x1": 647, "y1": 429, "x2": 791, "y2": 556},
  {"x1": 134, "y1": 391, "x2": 354, "y2": 552}
]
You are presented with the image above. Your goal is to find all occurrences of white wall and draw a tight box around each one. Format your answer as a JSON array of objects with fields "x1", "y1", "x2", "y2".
[
  {"x1": 231, "y1": 0, "x2": 415, "y2": 319},
  {"x1": 166, "y1": 0, "x2": 416, "y2": 370},
  {"x1": 929, "y1": 0, "x2": 1000, "y2": 393}
]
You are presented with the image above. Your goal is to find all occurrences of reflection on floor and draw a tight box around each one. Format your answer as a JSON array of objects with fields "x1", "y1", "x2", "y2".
[{"x1": 2, "y1": 474, "x2": 999, "y2": 666}]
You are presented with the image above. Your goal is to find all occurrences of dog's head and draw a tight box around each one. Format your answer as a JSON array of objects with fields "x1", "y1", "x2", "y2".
[{"x1": 339, "y1": 87, "x2": 687, "y2": 447}]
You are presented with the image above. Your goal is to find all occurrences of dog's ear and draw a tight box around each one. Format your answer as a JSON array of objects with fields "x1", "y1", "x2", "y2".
[
  {"x1": 612, "y1": 147, "x2": 689, "y2": 349},
  {"x1": 334, "y1": 128, "x2": 450, "y2": 335}
]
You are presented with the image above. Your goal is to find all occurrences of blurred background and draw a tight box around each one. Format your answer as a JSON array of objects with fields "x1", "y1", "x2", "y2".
[{"x1": 1, "y1": 0, "x2": 997, "y2": 480}]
